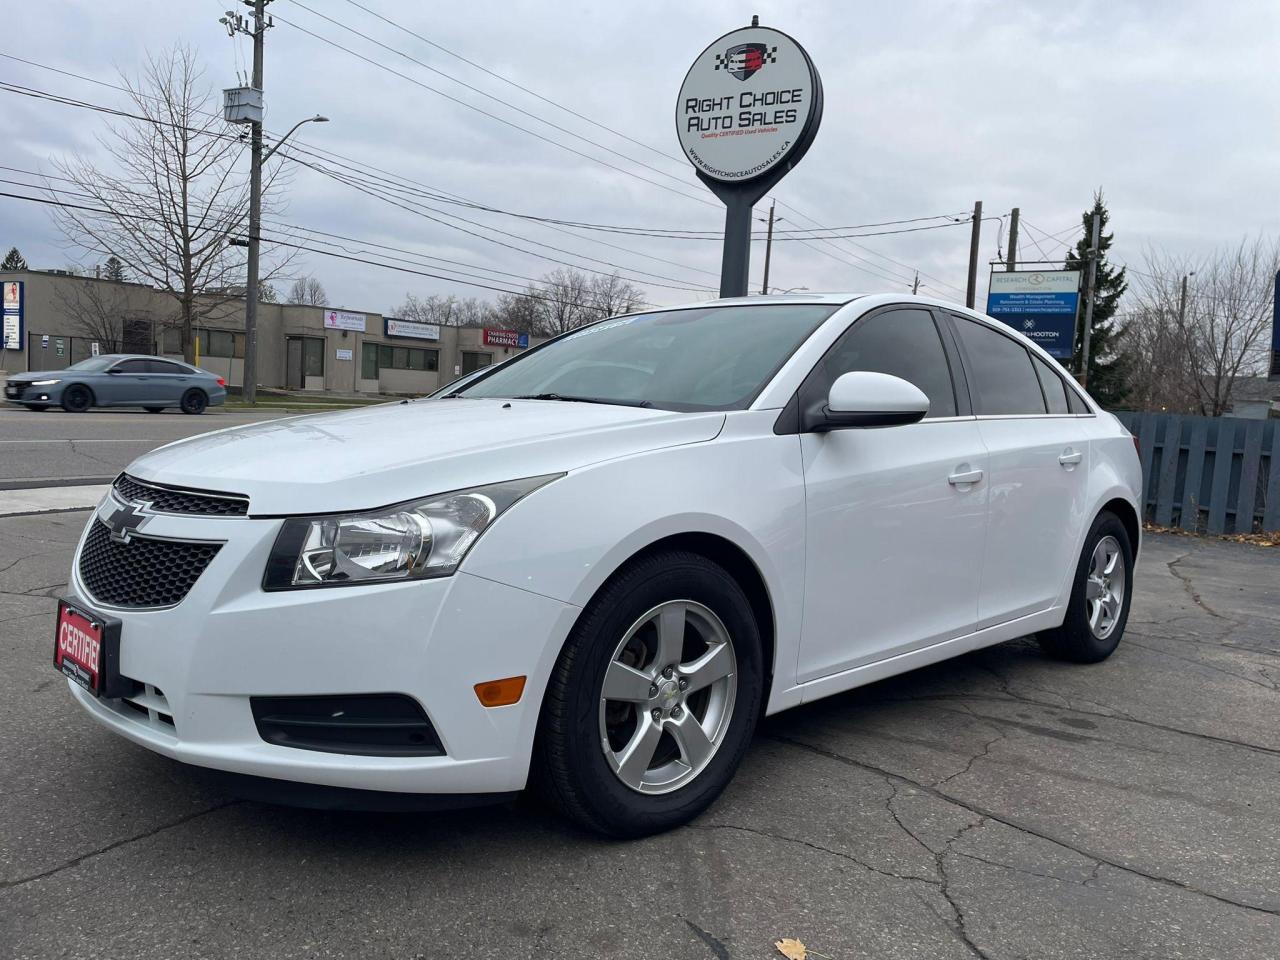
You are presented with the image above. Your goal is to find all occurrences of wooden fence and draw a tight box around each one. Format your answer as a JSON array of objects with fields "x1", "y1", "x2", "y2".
[{"x1": 1113, "y1": 412, "x2": 1280, "y2": 534}]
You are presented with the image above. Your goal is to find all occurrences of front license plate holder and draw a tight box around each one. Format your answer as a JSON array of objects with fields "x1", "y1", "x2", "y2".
[{"x1": 54, "y1": 598, "x2": 127, "y2": 698}]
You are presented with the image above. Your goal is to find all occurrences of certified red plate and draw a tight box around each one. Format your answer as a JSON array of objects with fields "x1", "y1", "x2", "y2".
[{"x1": 54, "y1": 600, "x2": 106, "y2": 694}]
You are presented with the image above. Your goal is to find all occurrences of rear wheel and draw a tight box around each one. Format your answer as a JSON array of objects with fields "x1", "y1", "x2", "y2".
[
  {"x1": 1039, "y1": 512, "x2": 1133, "y2": 663},
  {"x1": 534, "y1": 550, "x2": 763, "y2": 837},
  {"x1": 61, "y1": 384, "x2": 92, "y2": 413},
  {"x1": 179, "y1": 389, "x2": 207, "y2": 415}
]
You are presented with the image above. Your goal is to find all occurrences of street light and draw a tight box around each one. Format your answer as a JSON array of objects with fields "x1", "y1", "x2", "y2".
[{"x1": 243, "y1": 114, "x2": 329, "y2": 405}]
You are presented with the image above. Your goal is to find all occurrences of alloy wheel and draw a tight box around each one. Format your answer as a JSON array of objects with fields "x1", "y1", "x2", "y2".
[
  {"x1": 597, "y1": 600, "x2": 737, "y2": 795},
  {"x1": 1085, "y1": 535, "x2": 1125, "y2": 640}
]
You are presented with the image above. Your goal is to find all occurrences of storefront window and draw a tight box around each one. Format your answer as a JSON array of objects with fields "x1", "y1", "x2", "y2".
[{"x1": 302, "y1": 337, "x2": 324, "y2": 377}]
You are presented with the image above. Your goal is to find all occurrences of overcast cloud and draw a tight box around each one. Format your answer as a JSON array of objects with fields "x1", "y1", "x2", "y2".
[{"x1": 2, "y1": 0, "x2": 1278, "y2": 314}]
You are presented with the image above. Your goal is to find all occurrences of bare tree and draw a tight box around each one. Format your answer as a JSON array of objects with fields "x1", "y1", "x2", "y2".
[
  {"x1": 393, "y1": 293, "x2": 494, "y2": 326},
  {"x1": 287, "y1": 276, "x2": 328, "y2": 306},
  {"x1": 1129, "y1": 237, "x2": 1279, "y2": 415},
  {"x1": 492, "y1": 291, "x2": 542, "y2": 330},
  {"x1": 587, "y1": 272, "x2": 646, "y2": 319},
  {"x1": 54, "y1": 278, "x2": 151, "y2": 352},
  {"x1": 49, "y1": 46, "x2": 288, "y2": 363}
]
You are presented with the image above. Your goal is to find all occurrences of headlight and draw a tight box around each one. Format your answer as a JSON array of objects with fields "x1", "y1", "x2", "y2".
[
  {"x1": 31, "y1": 379, "x2": 60, "y2": 386},
  {"x1": 263, "y1": 474, "x2": 561, "y2": 590}
]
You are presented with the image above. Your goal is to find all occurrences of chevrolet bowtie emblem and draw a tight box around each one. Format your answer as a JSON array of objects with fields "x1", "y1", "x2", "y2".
[{"x1": 102, "y1": 494, "x2": 150, "y2": 543}]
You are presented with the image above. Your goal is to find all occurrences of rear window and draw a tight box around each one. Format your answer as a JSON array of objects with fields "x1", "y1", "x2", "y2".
[
  {"x1": 953, "y1": 317, "x2": 1046, "y2": 416},
  {"x1": 1032, "y1": 355, "x2": 1070, "y2": 414}
]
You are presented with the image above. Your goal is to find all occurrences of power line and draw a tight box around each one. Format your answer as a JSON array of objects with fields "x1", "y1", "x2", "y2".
[
  {"x1": 0, "y1": 77, "x2": 718, "y2": 294},
  {"x1": 270, "y1": 11, "x2": 720, "y2": 210},
  {"x1": 286, "y1": 0, "x2": 696, "y2": 192},
  {"x1": 336, "y1": 0, "x2": 688, "y2": 170}
]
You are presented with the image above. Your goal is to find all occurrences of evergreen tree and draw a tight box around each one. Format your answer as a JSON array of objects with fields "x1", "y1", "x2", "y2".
[
  {"x1": 1065, "y1": 190, "x2": 1129, "y2": 407},
  {"x1": 258, "y1": 280, "x2": 278, "y2": 303},
  {"x1": 102, "y1": 255, "x2": 127, "y2": 282},
  {"x1": 1, "y1": 247, "x2": 27, "y2": 270}
]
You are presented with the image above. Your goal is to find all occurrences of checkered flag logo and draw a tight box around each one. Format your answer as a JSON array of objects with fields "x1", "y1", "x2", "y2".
[{"x1": 714, "y1": 43, "x2": 777, "y2": 81}]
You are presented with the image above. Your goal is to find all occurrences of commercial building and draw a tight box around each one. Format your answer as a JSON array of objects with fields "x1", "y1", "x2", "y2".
[{"x1": 0, "y1": 270, "x2": 544, "y2": 395}]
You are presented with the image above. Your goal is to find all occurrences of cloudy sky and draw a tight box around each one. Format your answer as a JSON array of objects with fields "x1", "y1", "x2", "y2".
[{"x1": 2, "y1": 0, "x2": 1277, "y2": 315}]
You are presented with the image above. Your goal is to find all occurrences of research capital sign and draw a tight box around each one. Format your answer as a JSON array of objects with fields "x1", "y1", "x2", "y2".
[{"x1": 676, "y1": 18, "x2": 823, "y2": 296}]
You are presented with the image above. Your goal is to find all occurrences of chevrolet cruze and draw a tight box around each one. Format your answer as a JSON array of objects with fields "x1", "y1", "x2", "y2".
[{"x1": 54, "y1": 294, "x2": 1141, "y2": 836}]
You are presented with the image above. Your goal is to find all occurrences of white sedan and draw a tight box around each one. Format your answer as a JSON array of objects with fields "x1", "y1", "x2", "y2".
[{"x1": 54, "y1": 293, "x2": 1141, "y2": 836}]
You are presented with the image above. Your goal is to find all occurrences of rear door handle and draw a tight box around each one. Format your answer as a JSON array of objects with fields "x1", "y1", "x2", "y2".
[
  {"x1": 1059, "y1": 449, "x2": 1083, "y2": 466},
  {"x1": 948, "y1": 468, "x2": 984, "y2": 485}
]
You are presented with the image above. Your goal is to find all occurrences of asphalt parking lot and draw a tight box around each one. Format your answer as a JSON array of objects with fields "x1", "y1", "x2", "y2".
[
  {"x1": 1, "y1": 498, "x2": 1277, "y2": 958},
  {"x1": 0, "y1": 405, "x2": 306, "y2": 487}
]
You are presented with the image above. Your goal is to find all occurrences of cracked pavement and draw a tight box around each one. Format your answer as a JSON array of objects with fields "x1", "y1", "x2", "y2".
[{"x1": 1, "y1": 512, "x2": 1277, "y2": 959}]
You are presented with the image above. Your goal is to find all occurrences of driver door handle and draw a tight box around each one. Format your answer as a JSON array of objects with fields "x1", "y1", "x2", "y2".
[
  {"x1": 1059, "y1": 449, "x2": 1083, "y2": 466},
  {"x1": 947, "y1": 468, "x2": 984, "y2": 485}
]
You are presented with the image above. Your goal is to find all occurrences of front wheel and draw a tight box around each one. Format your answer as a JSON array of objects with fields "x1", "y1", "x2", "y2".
[
  {"x1": 179, "y1": 389, "x2": 207, "y2": 415},
  {"x1": 61, "y1": 384, "x2": 92, "y2": 413},
  {"x1": 534, "y1": 550, "x2": 763, "y2": 837},
  {"x1": 1039, "y1": 512, "x2": 1134, "y2": 663}
]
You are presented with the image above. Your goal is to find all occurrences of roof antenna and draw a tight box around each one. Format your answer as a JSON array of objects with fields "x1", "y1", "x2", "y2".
[{"x1": 751, "y1": 14, "x2": 759, "y2": 26}]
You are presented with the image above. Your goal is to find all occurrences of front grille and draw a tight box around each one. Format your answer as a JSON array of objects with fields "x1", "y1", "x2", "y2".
[
  {"x1": 79, "y1": 519, "x2": 221, "y2": 608},
  {"x1": 114, "y1": 474, "x2": 249, "y2": 517}
]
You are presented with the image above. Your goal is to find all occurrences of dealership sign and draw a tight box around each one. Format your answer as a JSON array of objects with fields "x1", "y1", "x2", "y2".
[
  {"x1": 675, "y1": 20, "x2": 822, "y2": 297},
  {"x1": 385, "y1": 318, "x2": 440, "y2": 341},
  {"x1": 483, "y1": 328, "x2": 529, "y2": 348},
  {"x1": 2, "y1": 280, "x2": 22, "y2": 351},
  {"x1": 986, "y1": 270, "x2": 1081, "y2": 360},
  {"x1": 676, "y1": 24, "x2": 821, "y2": 184},
  {"x1": 323, "y1": 309, "x2": 366, "y2": 332}
]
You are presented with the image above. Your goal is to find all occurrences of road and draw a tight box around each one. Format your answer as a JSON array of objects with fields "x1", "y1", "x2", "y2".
[
  {"x1": 1, "y1": 519, "x2": 1277, "y2": 959},
  {"x1": 0, "y1": 406, "x2": 299, "y2": 487}
]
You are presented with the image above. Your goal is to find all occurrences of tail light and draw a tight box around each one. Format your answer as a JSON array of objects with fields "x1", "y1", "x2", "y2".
[{"x1": 216, "y1": 376, "x2": 226, "y2": 387}]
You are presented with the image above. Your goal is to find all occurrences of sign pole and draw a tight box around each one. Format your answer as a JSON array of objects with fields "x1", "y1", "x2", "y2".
[{"x1": 676, "y1": 20, "x2": 823, "y2": 299}]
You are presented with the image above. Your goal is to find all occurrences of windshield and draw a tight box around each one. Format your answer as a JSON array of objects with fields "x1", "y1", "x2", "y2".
[
  {"x1": 454, "y1": 304, "x2": 839, "y2": 411},
  {"x1": 64, "y1": 356, "x2": 117, "y2": 372}
]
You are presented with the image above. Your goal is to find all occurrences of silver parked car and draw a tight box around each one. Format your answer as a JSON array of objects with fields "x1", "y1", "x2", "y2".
[{"x1": 3, "y1": 355, "x2": 227, "y2": 414}]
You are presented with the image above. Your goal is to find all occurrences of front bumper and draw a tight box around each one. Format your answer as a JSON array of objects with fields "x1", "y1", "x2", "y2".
[{"x1": 66, "y1": 507, "x2": 579, "y2": 795}]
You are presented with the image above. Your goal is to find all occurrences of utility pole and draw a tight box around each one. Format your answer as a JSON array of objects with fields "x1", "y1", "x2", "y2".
[
  {"x1": 912, "y1": 271, "x2": 920, "y2": 295},
  {"x1": 1077, "y1": 212, "x2": 1102, "y2": 388},
  {"x1": 1005, "y1": 207, "x2": 1019, "y2": 272},
  {"x1": 242, "y1": 0, "x2": 269, "y2": 405},
  {"x1": 758, "y1": 200, "x2": 779, "y2": 295},
  {"x1": 1177, "y1": 272, "x2": 1190, "y2": 326},
  {"x1": 965, "y1": 200, "x2": 983, "y2": 308}
]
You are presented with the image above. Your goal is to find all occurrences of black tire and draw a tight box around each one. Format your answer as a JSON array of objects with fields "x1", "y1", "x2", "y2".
[
  {"x1": 1039, "y1": 511, "x2": 1134, "y2": 663},
  {"x1": 23, "y1": 404, "x2": 48, "y2": 412},
  {"x1": 144, "y1": 406, "x2": 164, "y2": 414},
  {"x1": 533, "y1": 549, "x2": 763, "y2": 838},
  {"x1": 61, "y1": 384, "x2": 92, "y2": 413},
  {"x1": 179, "y1": 389, "x2": 208, "y2": 415}
]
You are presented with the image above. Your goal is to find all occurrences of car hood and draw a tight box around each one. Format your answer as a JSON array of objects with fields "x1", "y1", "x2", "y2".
[
  {"x1": 128, "y1": 398, "x2": 726, "y2": 515},
  {"x1": 9, "y1": 370, "x2": 67, "y2": 382}
]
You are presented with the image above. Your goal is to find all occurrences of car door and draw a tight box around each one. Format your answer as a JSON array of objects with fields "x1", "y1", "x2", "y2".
[
  {"x1": 103, "y1": 358, "x2": 152, "y2": 404},
  {"x1": 946, "y1": 314, "x2": 1090, "y2": 627},
  {"x1": 795, "y1": 306, "x2": 989, "y2": 683},
  {"x1": 145, "y1": 359, "x2": 191, "y2": 405}
]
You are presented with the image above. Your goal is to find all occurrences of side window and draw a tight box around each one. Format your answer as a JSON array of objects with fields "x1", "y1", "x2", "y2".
[
  {"x1": 815, "y1": 308, "x2": 957, "y2": 418},
  {"x1": 952, "y1": 318, "x2": 1047, "y2": 415},
  {"x1": 147, "y1": 360, "x2": 184, "y2": 375},
  {"x1": 112, "y1": 359, "x2": 149, "y2": 374},
  {"x1": 1066, "y1": 383, "x2": 1090, "y2": 414},
  {"x1": 1032, "y1": 355, "x2": 1070, "y2": 414}
]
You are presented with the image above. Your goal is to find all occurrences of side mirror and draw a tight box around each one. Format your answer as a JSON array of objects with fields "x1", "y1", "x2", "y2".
[{"x1": 805, "y1": 371, "x2": 929, "y2": 431}]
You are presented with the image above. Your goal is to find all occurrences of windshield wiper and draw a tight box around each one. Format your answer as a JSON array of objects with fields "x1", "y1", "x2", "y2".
[{"x1": 510, "y1": 393, "x2": 653, "y2": 408}]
